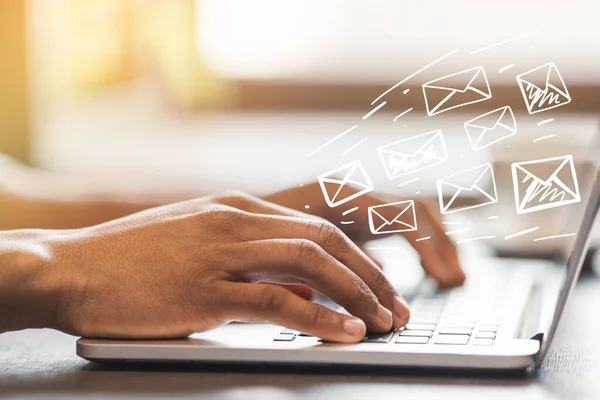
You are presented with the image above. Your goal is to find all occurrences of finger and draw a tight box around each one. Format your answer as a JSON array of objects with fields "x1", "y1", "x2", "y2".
[
  {"x1": 356, "y1": 243, "x2": 384, "y2": 270},
  {"x1": 233, "y1": 211, "x2": 409, "y2": 328},
  {"x1": 225, "y1": 239, "x2": 393, "y2": 332},
  {"x1": 280, "y1": 284, "x2": 314, "y2": 300},
  {"x1": 421, "y1": 200, "x2": 465, "y2": 282},
  {"x1": 215, "y1": 191, "x2": 316, "y2": 220},
  {"x1": 411, "y1": 200, "x2": 465, "y2": 287},
  {"x1": 219, "y1": 282, "x2": 367, "y2": 343}
]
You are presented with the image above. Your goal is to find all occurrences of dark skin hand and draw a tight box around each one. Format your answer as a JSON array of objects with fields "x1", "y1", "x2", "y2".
[
  {"x1": 265, "y1": 182, "x2": 465, "y2": 288},
  {"x1": 0, "y1": 159, "x2": 464, "y2": 341}
]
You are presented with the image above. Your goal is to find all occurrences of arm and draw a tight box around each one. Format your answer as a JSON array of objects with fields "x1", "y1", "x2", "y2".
[
  {"x1": 0, "y1": 229, "x2": 57, "y2": 333},
  {"x1": 0, "y1": 193, "x2": 411, "y2": 341}
]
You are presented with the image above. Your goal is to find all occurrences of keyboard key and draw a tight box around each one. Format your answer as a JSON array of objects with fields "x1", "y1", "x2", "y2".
[
  {"x1": 477, "y1": 324, "x2": 498, "y2": 332},
  {"x1": 280, "y1": 328, "x2": 301, "y2": 335},
  {"x1": 434, "y1": 334, "x2": 470, "y2": 345},
  {"x1": 438, "y1": 327, "x2": 472, "y2": 335},
  {"x1": 407, "y1": 317, "x2": 439, "y2": 324},
  {"x1": 274, "y1": 333, "x2": 296, "y2": 342},
  {"x1": 405, "y1": 323, "x2": 436, "y2": 331},
  {"x1": 281, "y1": 328, "x2": 313, "y2": 337},
  {"x1": 473, "y1": 338, "x2": 494, "y2": 346},
  {"x1": 399, "y1": 330, "x2": 433, "y2": 337},
  {"x1": 476, "y1": 331, "x2": 496, "y2": 339},
  {"x1": 363, "y1": 331, "x2": 395, "y2": 343},
  {"x1": 439, "y1": 321, "x2": 474, "y2": 329},
  {"x1": 396, "y1": 336, "x2": 430, "y2": 344}
]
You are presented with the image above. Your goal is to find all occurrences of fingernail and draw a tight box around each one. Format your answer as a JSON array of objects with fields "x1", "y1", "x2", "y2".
[
  {"x1": 377, "y1": 304, "x2": 393, "y2": 328},
  {"x1": 343, "y1": 318, "x2": 366, "y2": 337},
  {"x1": 393, "y1": 296, "x2": 411, "y2": 326}
]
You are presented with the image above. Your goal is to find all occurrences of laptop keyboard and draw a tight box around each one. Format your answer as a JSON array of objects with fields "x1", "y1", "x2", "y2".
[{"x1": 274, "y1": 290, "x2": 500, "y2": 346}]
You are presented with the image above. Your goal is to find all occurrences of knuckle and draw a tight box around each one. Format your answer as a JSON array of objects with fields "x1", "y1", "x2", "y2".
[
  {"x1": 215, "y1": 190, "x2": 253, "y2": 208},
  {"x1": 204, "y1": 207, "x2": 249, "y2": 234},
  {"x1": 350, "y1": 275, "x2": 379, "y2": 308},
  {"x1": 370, "y1": 269, "x2": 393, "y2": 294},
  {"x1": 256, "y1": 286, "x2": 287, "y2": 311},
  {"x1": 313, "y1": 221, "x2": 345, "y2": 248},
  {"x1": 305, "y1": 304, "x2": 332, "y2": 327},
  {"x1": 289, "y1": 239, "x2": 321, "y2": 261}
]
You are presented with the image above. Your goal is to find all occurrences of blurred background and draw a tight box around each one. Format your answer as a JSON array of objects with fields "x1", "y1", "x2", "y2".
[{"x1": 2, "y1": 0, "x2": 600, "y2": 260}]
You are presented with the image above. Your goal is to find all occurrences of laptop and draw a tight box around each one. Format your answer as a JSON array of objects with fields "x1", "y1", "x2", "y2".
[{"x1": 76, "y1": 167, "x2": 600, "y2": 371}]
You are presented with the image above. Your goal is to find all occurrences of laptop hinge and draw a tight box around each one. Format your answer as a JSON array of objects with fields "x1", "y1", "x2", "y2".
[{"x1": 518, "y1": 283, "x2": 546, "y2": 340}]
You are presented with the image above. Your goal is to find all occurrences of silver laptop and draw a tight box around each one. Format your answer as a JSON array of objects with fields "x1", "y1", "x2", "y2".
[{"x1": 76, "y1": 167, "x2": 600, "y2": 371}]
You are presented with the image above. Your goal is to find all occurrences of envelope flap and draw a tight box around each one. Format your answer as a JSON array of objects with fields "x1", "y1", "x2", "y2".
[
  {"x1": 372, "y1": 202, "x2": 412, "y2": 222},
  {"x1": 547, "y1": 64, "x2": 570, "y2": 97},
  {"x1": 423, "y1": 67, "x2": 483, "y2": 92},
  {"x1": 515, "y1": 157, "x2": 570, "y2": 183},
  {"x1": 518, "y1": 64, "x2": 551, "y2": 87},
  {"x1": 442, "y1": 164, "x2": 492, "y2": 190},
  {"x1": 369, "y1": 201, "x2": 417, "y2": 232},
  {"x1": 466, "y1": 107, "x2": 508, "y2": 130},
  {"x1": 465, "y1": 68, "x2": 491, "y2": 96},
  {"x1": 371, "y1": 208, "x2": 393, "y2": 225},
  {"x1": 378, "y1": 131, "x2": 444, "y2": 156}
]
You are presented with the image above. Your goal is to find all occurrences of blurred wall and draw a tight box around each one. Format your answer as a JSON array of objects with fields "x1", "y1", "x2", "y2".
[{"x1": 0, "y1": 0, "x2": 29, "y2": 163}]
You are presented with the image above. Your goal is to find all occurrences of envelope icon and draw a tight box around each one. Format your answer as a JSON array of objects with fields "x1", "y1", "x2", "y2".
[
  {"x1": 437, "y1": 163, "x2": 498, "y2": 214},
  {"x1": 464, "y1": 106, "x2": 517, "y2": 151},
  {"x1": 368, "y1": 200, "x2": 417, "y2": 235},
  {"x1": 377, "y1": 130, "x2": 448, "y2": 180},
  {"x1": 511, "y1": 155, "x2": 581, "y2": 214},
  {"x1": 516, "y1": 62, "x2": 571, "y2": 114},
  {"x1": 317, "y1": 160, "x2": 374, "y2": 208},
  {"x1": 422, "y1": 67, "x2": 492, "y2": 117}
]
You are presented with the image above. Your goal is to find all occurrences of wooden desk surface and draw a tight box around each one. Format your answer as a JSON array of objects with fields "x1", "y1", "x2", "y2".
[{"x1": 1, "y1": 276, "x2": 600, "y2": 400}]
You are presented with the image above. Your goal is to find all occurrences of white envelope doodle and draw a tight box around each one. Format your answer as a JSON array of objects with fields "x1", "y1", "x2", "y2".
[
  {"x1": 422, "y1": 67, "x2": 492, "y2": 116},
  {"x1": 437, "y1": 163, "x2": 498, "y2": 214},
  {"x1": 377, "y1": 130, "x2": 448, "y2": 180},
  {"x1": 368, "y1": 200, "x2": 417, "y2": 235},
  {"x1": 517, "y1": 62, "x2": 571, "y2": 114},
  {"x1": 464, "y1": 106, "x2": 517, "y2": 151},
  {"x1": 511, "y1": 155, "x2": 581, "y2": 214},
  {"x1": 317, "y1": 160, "x2": 374, "y2": 208}
]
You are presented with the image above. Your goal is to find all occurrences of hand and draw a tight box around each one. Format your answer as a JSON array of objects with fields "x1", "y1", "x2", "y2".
[
  {"x1": 43, "y1": 192, "x2": 410, "y2": 342},
  {"x1": 265, "y1": 183, "x2": 465, "y2": 288}
]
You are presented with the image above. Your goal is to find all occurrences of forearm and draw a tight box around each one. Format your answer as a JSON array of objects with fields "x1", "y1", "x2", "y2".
[{"x1": 0, "y1": 230, "x2": 58, "y2": 333}]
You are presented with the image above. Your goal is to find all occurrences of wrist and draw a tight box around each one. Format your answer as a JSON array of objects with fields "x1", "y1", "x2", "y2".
[{"x1": 0, "y1": 229, "x2": 65, "y2": 332}]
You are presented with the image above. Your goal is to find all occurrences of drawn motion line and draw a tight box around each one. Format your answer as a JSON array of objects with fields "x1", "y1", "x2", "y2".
[
  {"x1": 341, "y1": 206, "x2": 359, "y2": 216},
  {"x1": 446, "y1": 228, "x2": 470, "y2": 236},
  {"x1": 363, "y1": 101, "x2": 387, "y2": 120},
  {"x1": 469, "y1": 31, "x2": 540, "y2": 55},
  {"x1": 533, "y1": 134, "x2": 558, "y2": 142},
  {"x1": 371, "y1": 49, "x2": 460, "y2": 105},
  {"x1": 416, "y1": 236, "x2": 431, "y2": 242},
  {"x1": 397, "y1": 177, "x2": 420, "y2": 188},
  {"x1": 457, "y1": 236, "x2": 496, "y2": 244},
  {"x1": 505, "y1": 226, "x2": 539, "y2": 240},
  {"x1": 499, "y1": 64, "x2": 515, "y2": 73},
  {"x1": 534, "y1": 233, "x2": 576, "y2": 242},
  {"x1": 303, "y1": 125, "x2": 358, "y2": 159},
  {"x1": 342, "y1": 137, "x2": 368, "y2": 156},
  {"x1": 537, "y1": 118, "x2": 555, "y2": 126},
  {"x1": 393, "y1": 108, "x2": 413, "y2": 122}
]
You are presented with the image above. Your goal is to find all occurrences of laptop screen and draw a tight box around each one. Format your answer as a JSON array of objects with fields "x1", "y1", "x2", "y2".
[{"x1": 538, "y1": 165, "x2": 600, "y2": 362}]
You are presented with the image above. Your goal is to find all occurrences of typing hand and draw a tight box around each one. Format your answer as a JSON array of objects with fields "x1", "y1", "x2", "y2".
[
  {"x1": 265, "y1": 183, "x2": 465, "y2": 288},
  {"x1": 43, "y1": 192, "x2": 409, "y2": 342}
]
